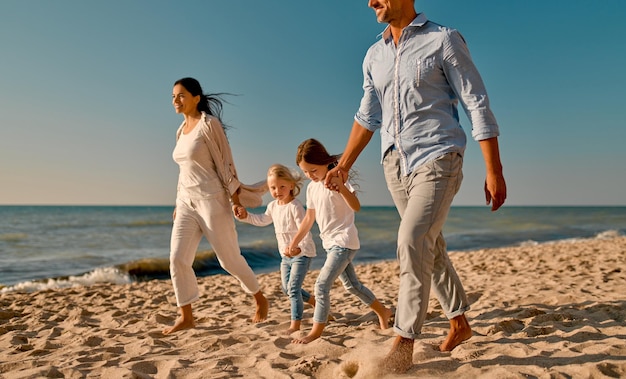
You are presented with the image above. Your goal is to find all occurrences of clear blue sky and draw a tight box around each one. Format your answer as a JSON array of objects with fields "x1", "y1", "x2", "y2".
[{"x1": 1, "y1": 1, "x2": 624, "y2": 206}]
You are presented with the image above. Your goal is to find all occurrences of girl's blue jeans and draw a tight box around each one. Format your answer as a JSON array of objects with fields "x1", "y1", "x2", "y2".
[
  {"x1": 280, "y1": 255, "x2": 312, "y2": 321},
  {"x1": 313, "y1": 246, "x2": 376, "y2": 323}
]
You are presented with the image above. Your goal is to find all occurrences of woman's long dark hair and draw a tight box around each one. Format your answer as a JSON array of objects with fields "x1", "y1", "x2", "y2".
[{"x1": 174, "y1": 77, "x2": 229, "y2": 126}]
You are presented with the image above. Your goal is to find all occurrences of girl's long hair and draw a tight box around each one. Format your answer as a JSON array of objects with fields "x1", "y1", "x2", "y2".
[
  {"x1": 295, "y1": 138, "x2": 340, "y2": 167},
  {"x1": 296, "y1": 138, "x2": 360, "y2": 189}
]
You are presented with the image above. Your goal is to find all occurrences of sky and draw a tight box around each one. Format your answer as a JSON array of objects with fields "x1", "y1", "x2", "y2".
[{"x1": 1, "y1": 1, "x2": 625, "y2": 207}]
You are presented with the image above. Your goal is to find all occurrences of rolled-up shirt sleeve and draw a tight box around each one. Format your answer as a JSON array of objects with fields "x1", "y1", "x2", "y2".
[
  {"x1": 443, "y1": 30, "x2": 500, "y2": 141},
  {"x1": 355, "y1": 53, "x2": 383, "y2": 132}
]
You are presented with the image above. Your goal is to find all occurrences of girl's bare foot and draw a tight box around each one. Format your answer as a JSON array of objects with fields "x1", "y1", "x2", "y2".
[
  {"x1": 371, "y1": 299, "x2": 393, "y2": 330},
  {"x1": 282, "y1": 320, "x2": 302, "y2": 335},
  {"x1": 306, "y1": 296, "x2": 316, "y2": 307},
  {"x1": 440, "y1": 314, "x2": 472, "y2": 351},
  {"x1": 291, "y1": 322, "x2": 325, "y2": 344},
  {"x1": 253, "y1": 291, "x2": 269, "y2": 323},
  {"x1": 163, "y1": 304, "x2": 194, "y2": 335}
]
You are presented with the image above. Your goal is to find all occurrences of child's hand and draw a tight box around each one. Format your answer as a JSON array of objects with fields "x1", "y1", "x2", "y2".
[
  {"x1": 328, "y1": 174, "x2": 345, "y2": 190},
  {"x1": 232, "y1": 204, "x2": 247, "y2": 219},
  {"x1": 284, "y1": 244, "x2": 301, "y2": 257}
]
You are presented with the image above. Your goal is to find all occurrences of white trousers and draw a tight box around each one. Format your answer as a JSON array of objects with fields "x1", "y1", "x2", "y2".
[{"x1": 169, "y1": 193, "x2": 260, "y2": 307}]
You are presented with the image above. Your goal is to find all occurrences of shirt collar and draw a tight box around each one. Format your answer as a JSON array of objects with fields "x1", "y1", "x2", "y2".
[{"x1": 381, "y1": 12, "x2": 428, "y2": 42}]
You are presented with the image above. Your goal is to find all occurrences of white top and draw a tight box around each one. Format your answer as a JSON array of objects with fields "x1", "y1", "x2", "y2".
[
  {"x1": 306, "y1": 181, "x2": 359, "y2": 250},
  {"x1": 242, "y1": 198, "x2": 316, "y2": 258},
  {"x1": 172, "y1": 117, "x2": 224, "y2": 200}
]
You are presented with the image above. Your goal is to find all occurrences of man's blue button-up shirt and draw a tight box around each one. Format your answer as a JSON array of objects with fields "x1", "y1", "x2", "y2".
[{"x1": 355, "y1": 13, "x2": 500, "y2": 176}]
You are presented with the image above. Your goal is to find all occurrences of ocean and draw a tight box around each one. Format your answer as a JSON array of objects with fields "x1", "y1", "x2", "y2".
[{"x1": 1, "y1": 205, "x2": 625, "y2": 293}]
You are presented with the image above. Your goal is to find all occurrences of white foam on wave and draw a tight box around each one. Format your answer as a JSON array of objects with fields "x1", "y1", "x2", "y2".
[
  {"x1": 515, "y1": 229, "x2": 623, "y2": 248},
  {"x1": 0, "y1": 267, "x2": 132, "y2": 294}
]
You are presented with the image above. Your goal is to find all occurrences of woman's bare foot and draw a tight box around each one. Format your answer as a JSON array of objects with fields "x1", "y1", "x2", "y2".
[
  {"x1": 440, "y1": 314, "x2": 472, "y2": 351},
  {"x1": 291, "y1": 322, "x2": 325, "y2": 344},
  {"x1": 163, "y1": 304, "x2": 194, "y2": 335},
  {"x1": 253, "y1": 291, "x2": 269, "y2": 323},
  {"x1": 379, "y1": 336, "x2": 414, "y2": 374}
]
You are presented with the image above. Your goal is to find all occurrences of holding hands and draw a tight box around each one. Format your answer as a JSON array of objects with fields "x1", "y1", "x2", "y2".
[
  {"x1": 284, "y1": 243, "x2": 301, "y2": 258},
  {"x1": 324, "y1": 166, "x2": 346, "y2": 192},
  {"x1": 232, "y1": 204, "x2": 248, "y2": 219}
]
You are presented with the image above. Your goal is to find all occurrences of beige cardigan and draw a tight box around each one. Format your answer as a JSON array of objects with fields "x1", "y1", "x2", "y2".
[{"x1": 176, "y1": 113, "x2": 267, "y2": 208}]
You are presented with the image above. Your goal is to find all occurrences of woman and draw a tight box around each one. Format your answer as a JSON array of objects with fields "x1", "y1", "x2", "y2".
[{"x1": 163, "y1": 77, "x2": 268, "y2": 335}]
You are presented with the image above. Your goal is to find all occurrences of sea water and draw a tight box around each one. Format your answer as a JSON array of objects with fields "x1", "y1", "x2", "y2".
[{"x1": 1, "y1": 205, "x2": 625, "y2": 293}]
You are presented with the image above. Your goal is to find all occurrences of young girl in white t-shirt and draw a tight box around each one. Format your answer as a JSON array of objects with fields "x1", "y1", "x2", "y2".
[
  {"x1": 234, "y1": 164, "x2": 317, "y2": 334},
  {"x1": 286, "y1": 138, "x2": 392, "y2": 344}
]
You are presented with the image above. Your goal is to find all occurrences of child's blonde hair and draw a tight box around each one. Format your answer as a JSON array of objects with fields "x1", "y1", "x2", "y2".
[{"x1": 267, "y1": 164, "x2": 304, "y2": 197}]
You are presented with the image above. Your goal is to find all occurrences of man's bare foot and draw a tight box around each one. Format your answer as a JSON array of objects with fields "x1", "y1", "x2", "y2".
[
  {"x1": 440, "y1": 314, "x2": 472, "y2": 352},
  {"x1": 291, "y1": 322, "x2": 325, "y2": 344},
  {"x1": 306, "y1": 296, "x2": 316, "y2": 307},
  {"x1": 379, "y1": 336, "x2": 414, "y2": 374},
  {"x1": 253, "y1": 291, "x2": 269, "y2": 323},
  {"x1": 163, "y1": 304, "x2": 194, "y2": 335}
]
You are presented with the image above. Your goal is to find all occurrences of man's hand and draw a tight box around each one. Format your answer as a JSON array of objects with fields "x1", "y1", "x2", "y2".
[
  {"x1": 484, "y1": 173, "x2": 507, "y2": 211},
  {"x1": 324, "y1": 167, "x2": 346, "y2": 192}
]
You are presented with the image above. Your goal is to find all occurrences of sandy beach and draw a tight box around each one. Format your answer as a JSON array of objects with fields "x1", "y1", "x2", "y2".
[{"x1": 1, "y1": 236, "x2": 625, "y2": 378}]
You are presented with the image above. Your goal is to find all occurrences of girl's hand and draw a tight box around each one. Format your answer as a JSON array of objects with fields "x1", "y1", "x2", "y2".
[
  {"x1": 232, "y1": 204, "x2": 247, "y2": 219},
  {"x1": 325, "y1": 167, "x2": 346, "y2": 192},
  {"x1": 284, "y1": 244, "x2": 301, "y2": 257},
  {"x1": 328, "y1": 174, "x2": 345, "y2": 190}
]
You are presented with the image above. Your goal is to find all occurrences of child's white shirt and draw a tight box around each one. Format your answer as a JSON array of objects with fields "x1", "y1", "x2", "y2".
[
  {"x1": 242, "y1": 198, "x2": 316, "y2": 258},
  {"x1": 306, "y1": 181, "x2": 359, "y2": 250}
]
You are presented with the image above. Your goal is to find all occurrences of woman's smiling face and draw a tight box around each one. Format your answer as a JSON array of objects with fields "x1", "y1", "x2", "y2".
[{"x1": 172, "y1": 84, "x2": 200, "y2": 115}]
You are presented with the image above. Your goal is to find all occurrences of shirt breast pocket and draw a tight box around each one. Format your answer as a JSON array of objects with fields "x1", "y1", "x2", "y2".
[{"x1": 413, "y1": 56, "x2": 437, "y2": 87}]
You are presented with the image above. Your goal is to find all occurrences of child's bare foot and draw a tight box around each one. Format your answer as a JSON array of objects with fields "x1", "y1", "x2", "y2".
[
  {"x1": 292, "y1": 333, "x2": 320, "y2": 344},
  {"x1": 440, "y1": 314, "x2": 472, "y2": 351},
  {"x1": 291, "y1": 322, "x2": 325, "y2": 344},
  {"x1": 371, "y1": 300, "x2": 393, "y2": 330},
  {"x1": 253, "y1": 291, "x2": 269, "y2": 323},
  {"x1": 378, "y1": 305, "x2": 393, "y2": 330},
  {"x1": 306, "y1": 296, "x2": 316, "y2": 307},
  {"x1": 163, "y1": 304, "x2": 194, "y2": 335},
  {"x1": 379, "y1": 336, "x2": 414, "y2": 374},
  {"x1": 282, "y1": 320, "x2": 301, "y2": 335}
]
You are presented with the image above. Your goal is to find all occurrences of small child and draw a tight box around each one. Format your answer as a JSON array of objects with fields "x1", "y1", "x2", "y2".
[
  {"x1": 233, "y1": 164, "x2": 317, "y2": 334},
  {"x1": 287, "y1": 138, "x2": 392, "y2": 344}
]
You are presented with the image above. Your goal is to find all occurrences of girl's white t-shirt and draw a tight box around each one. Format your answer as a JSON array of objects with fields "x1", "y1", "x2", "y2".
[
  {"x1": 306, "y1": 181, "x2": 359, "y2": 250},
  {"x1": 243, "y1": 198, "x2": 316, "y2": 258}
]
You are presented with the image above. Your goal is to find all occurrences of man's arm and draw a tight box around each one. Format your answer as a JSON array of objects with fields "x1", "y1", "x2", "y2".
[
  {"x1": 479, "y1": 137, "x2": 507, "y2": 211},
  {"x1": 325, "y1": 120, "x2": 374, "y2": 189}
]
